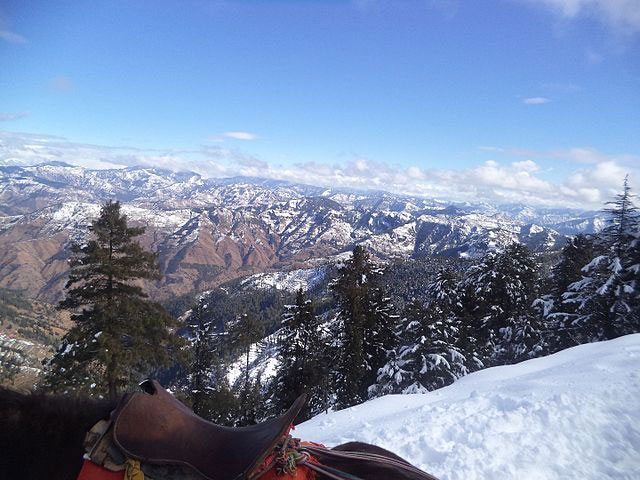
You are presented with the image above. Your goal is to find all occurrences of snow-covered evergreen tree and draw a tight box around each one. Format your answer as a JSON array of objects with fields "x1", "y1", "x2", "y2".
[
  {"x1": 535, "y1": 234, "x2": 595, "y2": 351},
  {"x1": 551, "y1": 234, "x2": 596, "y2": 304},
  {"x1": 271, "y1": 288, "x2": 329, "y2": 420},
  {"x1": 170, "y1": 299, "x2": 237, "y2": 424},
  {"x1": 463, "y1": 243, "x2": 541, "y2": 364},
  {"x1": 624, "y1": 230, "x2": 640, "y2": 332},
  {"x1": 331, "y1": 246, "x2": 372, "y2": 408},
  {"x1": 331, "y1": 246, "x2": 399, "y2": 408},
  {"x1": 371, "y1": 268, "x2": 474, "y2": 395},
  {"x1": 228, "y1": 312, "x2": 264, "y2": 422},
  {"x1": 190, "y1": 303, "x2": 209, "y2": 414},
  {"x1": 563, "y1": 177, "x2": 640, "y2": 342},
  {"x1": 364, "y1": 277, "x2": 400, "y2": 394}
]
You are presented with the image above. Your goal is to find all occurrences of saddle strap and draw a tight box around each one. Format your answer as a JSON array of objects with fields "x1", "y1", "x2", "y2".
[
  {"x1": 301, "y1": 446, "x2": 440, "y2": 480},
  {"x1": 298, "y1": 461, "x2": 364, "y2": 480}
]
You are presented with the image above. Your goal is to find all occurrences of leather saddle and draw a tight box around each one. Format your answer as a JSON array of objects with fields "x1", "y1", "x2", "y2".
[{"x1": 110, "y1": 380, "x2": 306, "y2": 480}]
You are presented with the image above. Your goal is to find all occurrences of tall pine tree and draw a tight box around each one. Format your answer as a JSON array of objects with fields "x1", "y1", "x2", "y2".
[
  {"x1": 331, "y1": 246, "x2": 399, "y2": 408},
  {"x1": 564, "y1": 177, "x2": 640, "y2": 342},
  {"x1": 271, "y1": 288, "x2": 328, "y2": 420},
  {"x1": 228, "y1": 311, "x2": 264, "y2": 424},
  {"x1": 42, "y1": 201, "x2": 182, "y2": 399},
  {"x1": 536, "y1": 234, "x2": 595, "y2": 350},
  {"x1": 189, "y1": 301, "x2": 215, "y2": 417},
  {"x1": 364, "y1": 274, "x2": 400, "y2": 394},
  {"x1": 550, "y1": 234, "x2": 596, "y2": 304}
]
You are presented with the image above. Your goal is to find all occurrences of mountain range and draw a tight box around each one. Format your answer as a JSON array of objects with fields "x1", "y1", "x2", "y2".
[{"x1": 0, "y1": 162, "x2": 604, "y2": 302}]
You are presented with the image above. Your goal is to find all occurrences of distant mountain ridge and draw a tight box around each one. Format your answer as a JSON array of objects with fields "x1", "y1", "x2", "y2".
[{"x1": 0, "y1": 163, "x2": 603, "y2": 302}]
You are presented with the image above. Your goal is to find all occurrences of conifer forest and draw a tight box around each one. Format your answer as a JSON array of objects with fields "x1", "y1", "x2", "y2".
[{"x1": 121, "y1": 180, "x2": 639, "y2": 425}]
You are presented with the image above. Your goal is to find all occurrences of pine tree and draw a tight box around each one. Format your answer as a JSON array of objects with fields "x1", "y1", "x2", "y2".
[
  {"x1": 331, "y1": 246, "x2": 399, "y2": 408},
  {"x1": 372, "y1": 268, "x2": 474, "y2": 395},
  {"x1": 331, "y1": 246, "x2": 372, "y2": 408},
  {"x1": 228, "y1": 311, "x2": 264, "y2": 422},
  {"x1": 604, "y1": 177, "x2": 640, "y2": 335},
  {"x1": 564, "y1": 177, "x2": 640, "y2": 342},
  {"x1": 201, "y1": 331, "x2": 237, "y2": 425},
  {"x1": 624, "y1": 234, "x2": 640, "y2": 334},
  {"x1": 271, "y1": 288, "x2": 328, "y2": 420},
  {"x1": 602, "y1": 176, "x2": 638, "y2": 259},
  {"x1": 234, "y1": 376, "x2": 264, "y2": 426},
  {"x1": 430, "y1": 267, "x2": 485, "y2": 371},
  {"x1": 370, "y1": 301, "x2": 423, "y2": 396},
  {"x1": 189, "y1": 302, "x2": 214, "y2": 417},
  {"x1": 0, "y1": 345, "x2": 24, "y2": 386},
  {"x1": 550, "y1": 235, "x2": 596, "y2": 303},
  {"x1": 42, "y1": 201, "x2": 183, "y2": 399},
  {"x1": 463, "y1": 243, "x2": 540, "y2": 364},
  {"x1": 363, "y1": 277, "x2": 400, "y2": 395},
  {"x1": 537, "y1": 235, "x2": 595, "y2": 350}
]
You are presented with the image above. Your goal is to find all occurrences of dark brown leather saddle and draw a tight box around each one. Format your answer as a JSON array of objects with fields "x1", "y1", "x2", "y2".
[{"x1": 109, "y1": 380, "x2": 306, "y2": 480}]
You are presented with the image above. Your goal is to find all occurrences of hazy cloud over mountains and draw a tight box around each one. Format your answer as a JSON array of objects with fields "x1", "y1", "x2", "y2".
[{"x1": 1, "y1": 130, "x2": 637, "y2": 210}]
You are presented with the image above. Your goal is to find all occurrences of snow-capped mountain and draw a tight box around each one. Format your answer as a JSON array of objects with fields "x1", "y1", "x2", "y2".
[{"x1": 0, "y1": 163, "x2": 599, "y2": 301}]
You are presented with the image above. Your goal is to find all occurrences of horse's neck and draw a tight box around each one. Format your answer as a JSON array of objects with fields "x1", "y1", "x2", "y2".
[{"x1": 0, "y1": 389, "x2": 116, "y2": 480}]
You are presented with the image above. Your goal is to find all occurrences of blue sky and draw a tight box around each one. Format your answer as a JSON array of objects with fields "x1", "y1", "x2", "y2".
[{"x1": 1, "y1": 0, "x2": 639, "y2": 208}]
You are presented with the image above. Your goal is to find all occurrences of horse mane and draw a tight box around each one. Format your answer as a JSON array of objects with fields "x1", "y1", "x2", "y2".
[{"x1": 0, "y1": 386, "x2": 117, "y2": 480}]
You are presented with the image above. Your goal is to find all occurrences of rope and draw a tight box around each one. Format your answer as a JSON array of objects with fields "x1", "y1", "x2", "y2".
[
  {"x1": 253, "y1": 435, "x2": 439, "y2": 480},
  {"x1": 250, "y1": 435, "x2": 313, "y2": 480}
]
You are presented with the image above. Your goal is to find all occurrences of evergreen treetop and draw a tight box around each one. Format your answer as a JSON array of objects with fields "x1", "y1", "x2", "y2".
[{"x1": 601, "y1": 175, "x2": 639, "y2": 258}]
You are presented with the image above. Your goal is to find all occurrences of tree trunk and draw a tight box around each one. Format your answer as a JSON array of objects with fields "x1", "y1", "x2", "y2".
[{"x1": 107, "y1": 353, "x2": 118, "y2": 400}]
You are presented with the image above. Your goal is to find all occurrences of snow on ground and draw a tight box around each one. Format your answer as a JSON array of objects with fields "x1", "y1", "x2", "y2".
[{"x1": 297, "y1": 334, "x2": 640, "y2": 480}]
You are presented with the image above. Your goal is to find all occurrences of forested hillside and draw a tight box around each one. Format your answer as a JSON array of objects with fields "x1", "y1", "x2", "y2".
[
  {"x1": 0, "y1": 288, "x2": 71, "y2": 389},
  {"x1": 176, "y1": 180, "x2": 639, "y2": 425}
]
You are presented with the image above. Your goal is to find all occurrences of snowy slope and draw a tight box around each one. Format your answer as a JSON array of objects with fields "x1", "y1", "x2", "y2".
[{"x1": 297, "y1": 334, "x2": 640, "y2": 480}]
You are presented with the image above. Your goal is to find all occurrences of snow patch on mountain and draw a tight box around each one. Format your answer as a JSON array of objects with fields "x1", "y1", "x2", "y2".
[{"x1": 240, "y1": 266, "x2": 328, "y2": 292}]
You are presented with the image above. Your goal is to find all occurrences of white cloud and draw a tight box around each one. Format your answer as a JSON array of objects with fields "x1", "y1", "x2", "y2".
[
  {"x1": 512, "y1": 160, "x2": 540, "y2": 172},
  {"x1": 1, "y1": 130, "x2": 638, "y2": 210},
  {"x1": 484, "y1": 145, "x2": 640, "y2": 168},
  {"x1": 207, "y1": 131, "x2": 258, "y2": 142},
  {"x1": 478, "y1": 145, "x2": 505, "y2": 152},
  {"x1": 222, "y1": 131, "x2": 257, "y2": 140},
  {"x1": 0, "y1": 112, "x2": 29, "y2": 122},
  {"x1": 552, "y1": 147, "x2": 640, "y2": 167},
  {"x1": 525, "y1": 0, "x2": 640, "y2": 34},
  {"x1": 0, "y1": 30, "x2": 26, "y2": 44},
  {"x1": 523, "y1": 97, "x2": 551, "y2": 105},
  {"x1": 50, "y1": 75, "x2": 74, "y2": 92}
]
